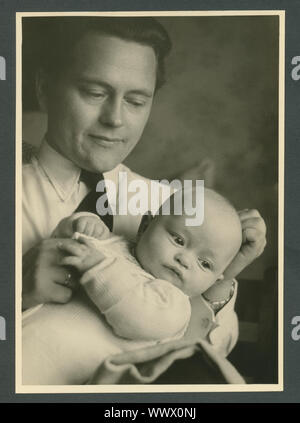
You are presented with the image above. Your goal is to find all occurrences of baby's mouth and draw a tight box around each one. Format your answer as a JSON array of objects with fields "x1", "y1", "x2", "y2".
[{"x1": 164, "y1": 265, "x2": 183, "y2": 282}]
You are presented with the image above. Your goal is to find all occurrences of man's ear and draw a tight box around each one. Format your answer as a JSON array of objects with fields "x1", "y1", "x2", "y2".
[
  {"x1": 137, "y1": 211, "x2": 153, "y2": 240},
  {"x1": 35, "y1": 68, "x2": 49, "y2": 113}
]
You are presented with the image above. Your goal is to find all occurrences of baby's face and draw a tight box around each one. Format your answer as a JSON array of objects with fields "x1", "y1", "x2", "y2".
[{"x1": 135, "y1": 206, "x2": 242, "y2": 298}]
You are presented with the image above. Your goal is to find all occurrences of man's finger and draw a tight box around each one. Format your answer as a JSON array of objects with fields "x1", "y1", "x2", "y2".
[
  {"x1": 242, "y1": 227, "x2": 261, "y2": 243},
  {"x1": 52, "y1": 266, "x2": 78, "y2": 289},
  {"x1": 241, "y1": 217, "x2": 267, "y2": 234},
  {"x1": 48, "y1": 266, "x2": 70, "y2": 282},
  {"x1": 238, "y1": 209, "x2": 261, "y2": 221},
  {"x1": 50, "y1": 284, "x2": 73, "y2": 304}
]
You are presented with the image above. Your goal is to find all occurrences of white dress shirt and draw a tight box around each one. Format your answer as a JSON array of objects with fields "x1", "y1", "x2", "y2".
[{"x1": 23, "y1": 139, "x2": 154, "y2": 254}]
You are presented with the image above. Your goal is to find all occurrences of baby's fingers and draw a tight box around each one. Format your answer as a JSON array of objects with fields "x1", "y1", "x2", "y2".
[
  {"x1": 73, "y1": 233, "x2": 97, "y2": 249},
  {"x1": 84, "y1": 221, "x2": 98, "y2": 237},
  {"x1": 57, "y1": 239, "x2": 87, "y2": 256},
  {"x1": 92, "y1": 224, "x2": 108, "y2": 239},
  {"x1": 74, "y1": 218, "x2": 88, "y2": 234}
]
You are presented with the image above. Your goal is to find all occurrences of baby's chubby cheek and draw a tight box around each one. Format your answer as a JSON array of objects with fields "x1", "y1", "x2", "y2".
[
  {"x1": 137, "y1": 246, "x2": 162, "y2": 278},
  {"x1": 135, "y1": 242, "x2": 152, "y2": 273}
]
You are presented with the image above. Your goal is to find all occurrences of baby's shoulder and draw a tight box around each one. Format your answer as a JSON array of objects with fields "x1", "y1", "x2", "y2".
[{"x1": 110, "y1": 236, "x2": 139, "y2": 265}]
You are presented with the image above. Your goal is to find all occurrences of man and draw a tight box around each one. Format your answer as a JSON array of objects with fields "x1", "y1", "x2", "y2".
[{"x1": 22, "y1": 17, "x2": 266, "y2": 371}]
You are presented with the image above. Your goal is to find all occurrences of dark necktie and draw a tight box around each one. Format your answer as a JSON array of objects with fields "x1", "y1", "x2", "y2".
[{"x1": 75, "y1": 169, "x2": 114, "y2": 231}]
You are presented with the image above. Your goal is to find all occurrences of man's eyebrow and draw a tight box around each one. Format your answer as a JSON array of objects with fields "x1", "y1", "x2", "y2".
[{"x1": 76, "y1": 77, "x2": 154, "y2": 97}]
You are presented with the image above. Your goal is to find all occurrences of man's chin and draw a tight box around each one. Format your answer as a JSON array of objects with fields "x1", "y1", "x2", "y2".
[{"x1": 84, "y1": 155, "x2": 122, "y2": 174}]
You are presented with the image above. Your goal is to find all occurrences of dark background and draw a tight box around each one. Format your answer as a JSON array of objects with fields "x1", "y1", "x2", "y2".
[{"x1": 0, "y1": 0, "x2": 299, "y2": 403}]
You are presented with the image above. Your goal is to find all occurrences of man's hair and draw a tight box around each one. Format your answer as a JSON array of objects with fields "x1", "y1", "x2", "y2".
[{"x1": 32, "y1": 17, "x2": 172, "y2": 91}]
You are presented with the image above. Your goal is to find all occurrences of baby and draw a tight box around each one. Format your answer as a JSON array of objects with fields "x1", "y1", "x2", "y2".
[
  {"x1": 22, "y1": 188, "x2": 242, "y2": 384},
  {"x1": 56, "y1": 187, "x2": 242, "y2": 340}
]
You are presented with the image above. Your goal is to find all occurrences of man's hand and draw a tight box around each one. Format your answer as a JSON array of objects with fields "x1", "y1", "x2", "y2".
[
  {"x1": 59, "y1": 235, "x2": 106, "y2": 273},
  {"x1": 22, "y1": 238, "x2": 80, "y2": 310},
  {"x1": 203, "y1": 209, "x2": 266, "y2": 302},
  {"x1": 223, "y1": 208, "x2": 267, "y2": 280}
]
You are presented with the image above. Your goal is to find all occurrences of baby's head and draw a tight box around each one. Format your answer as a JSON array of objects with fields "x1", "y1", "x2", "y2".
[{"x1": 135, "y1": 188, "x2": 242, "y2": 297}]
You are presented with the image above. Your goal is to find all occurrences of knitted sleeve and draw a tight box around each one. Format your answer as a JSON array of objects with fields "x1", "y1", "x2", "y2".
[{"x1": 80, "y1": 257, "x2": 191, "y2": 342}]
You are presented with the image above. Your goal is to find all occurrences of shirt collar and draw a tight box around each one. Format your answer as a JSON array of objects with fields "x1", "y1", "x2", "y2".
[
  {"x1": 37, "y1": 138, "x2": 81, "y2": 201},
  {"x1": 36, "y1": 137, "x2": 122, "y2": 203}
]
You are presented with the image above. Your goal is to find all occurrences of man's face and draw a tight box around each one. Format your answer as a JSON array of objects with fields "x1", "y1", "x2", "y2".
[{"x1": 44, "y1": 32, "x2": 157, "y2": 172}]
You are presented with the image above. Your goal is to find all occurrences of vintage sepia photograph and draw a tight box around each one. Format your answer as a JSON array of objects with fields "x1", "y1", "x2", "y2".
[{"x1": 16, "y1": 11, "x2": 284, "y2": 393}]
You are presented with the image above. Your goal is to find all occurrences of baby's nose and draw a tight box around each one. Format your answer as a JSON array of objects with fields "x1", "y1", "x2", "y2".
[{"x1": 175, "y1": 253, "x2": 189, "y2": 269}]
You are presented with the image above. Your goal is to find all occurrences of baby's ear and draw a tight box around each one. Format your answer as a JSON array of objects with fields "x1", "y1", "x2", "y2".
[
  {"x1": 137, "y1": 211, "x2": 153, "y2": 239},
  {"x1": 216, "y1": 274, "x2": 224, "y2": 282}
]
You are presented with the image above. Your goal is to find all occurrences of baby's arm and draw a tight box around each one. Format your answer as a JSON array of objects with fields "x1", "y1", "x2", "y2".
[
  {"x1": 58, "y1": 235, "x2": 191, "y2": 342},
  {"x1": 202, "y1": 281, "x2": 239, "y2": 357},
  {"x1": 83, "y1": 262, "x2": 191, "y2": 342}
]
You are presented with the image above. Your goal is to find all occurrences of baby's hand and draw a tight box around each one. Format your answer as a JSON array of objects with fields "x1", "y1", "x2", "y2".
[
  {"x1": 58, "y1": 236, "x2": 106, "y2": 273},
  {"x1": 52, "y1": 216, "x2": 74, "y2": 238},
  {"x1": 73, "y1": 215, "x2": 110, "y2": 240}
]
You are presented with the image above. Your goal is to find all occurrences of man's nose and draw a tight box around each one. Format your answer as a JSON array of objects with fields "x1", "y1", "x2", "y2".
[
  {"x1": 99, "y1": 97, "x2": 123, "y2": 128},
  {"x1": 174, "y1": 252, "x2": 190, "y2": 269}
]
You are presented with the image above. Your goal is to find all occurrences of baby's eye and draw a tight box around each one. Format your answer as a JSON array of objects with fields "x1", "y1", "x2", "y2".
[
  {"x1": 171, "y1": 234, "x2": 185, "y2": 246},
  {"x1": 199, "y1": 259, "x2": 212, "y2": 270}
]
